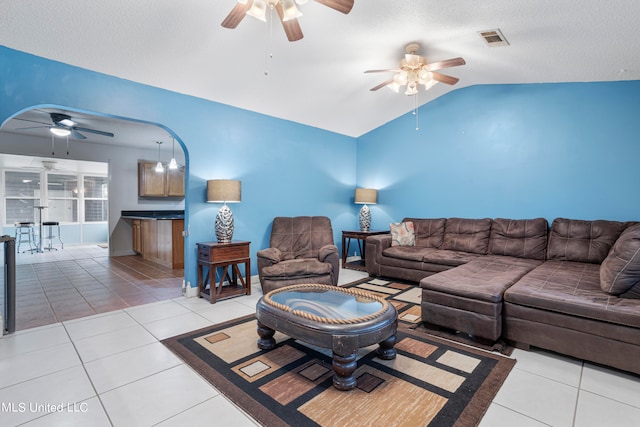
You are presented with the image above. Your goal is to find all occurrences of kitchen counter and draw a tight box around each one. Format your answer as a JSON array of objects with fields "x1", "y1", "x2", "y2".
[
  {"x1": 121, "y1": 210, "x2": 184, "y2": 220},
  {"x1": 123, "y1": 211, "x2": 185, "y2": 269}
]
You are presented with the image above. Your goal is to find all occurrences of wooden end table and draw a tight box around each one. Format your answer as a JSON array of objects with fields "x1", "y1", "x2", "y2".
[
  {"x1": 197, "y1": 241, "x2": 251, "y2": 303},
  {"x1": 342, "y1": 230, "x2": 390, "y2": 271}
]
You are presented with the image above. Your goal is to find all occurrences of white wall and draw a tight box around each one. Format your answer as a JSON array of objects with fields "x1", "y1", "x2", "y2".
[{"x1": 0, "y1": 132, "x2": 186, "y2": 256}]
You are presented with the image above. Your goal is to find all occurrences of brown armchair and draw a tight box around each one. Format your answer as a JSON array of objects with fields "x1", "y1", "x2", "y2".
[{"x1": 257, "y1": 216, "x2": 340, "y2": 294}]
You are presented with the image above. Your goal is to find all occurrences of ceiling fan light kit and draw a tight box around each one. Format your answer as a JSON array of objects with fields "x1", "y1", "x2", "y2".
[{"x1": 50, "y1": 126, "x2": 71, "y2": 137}]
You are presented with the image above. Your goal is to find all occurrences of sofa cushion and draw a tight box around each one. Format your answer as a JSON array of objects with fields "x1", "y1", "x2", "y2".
[
  {"x1": 441, "y1": 218, "x2": 492, "y2": 255},
  {"x1": 488, "y1": 218, "x2": 548, "y2": 260},
  {"x1": 600, "y1": 223, "x2": 640, "y2": 298},
  {"x1": 504, "y1": 260, "x2": 640, "y2": 328},
  {"x1": 381, "y1": 246, "x2": 481, "y2": 266},
  {"x1": 546, "y1": 218, "x2": 626, "y2": 264},
  {"x1": 260, "y1": 258, "x2": 333, "y2": 278},
  {"x1": 402, "y1": 218, "x2": 446, "y2": 248},
  {"x1": 390, "y1": 221, "x2": 415, "y2": 247},
  {"x1": 420, "y1": 258, "x2": 541, "y2": 303}
]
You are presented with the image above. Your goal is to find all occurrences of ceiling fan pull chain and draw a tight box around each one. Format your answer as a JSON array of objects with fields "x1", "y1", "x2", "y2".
[
  {"x1": 264, "y1": 6, "x2": 274, "y2": 76},
  {"x1": 414, "y1": 93, "x2": 420, "y2": 131},
  {"x1": 51, "y1": 133, "x2": 55, "y2": 155},
  {"x1": 66, "y1": 135, "x2": 70, "y2": 155}
]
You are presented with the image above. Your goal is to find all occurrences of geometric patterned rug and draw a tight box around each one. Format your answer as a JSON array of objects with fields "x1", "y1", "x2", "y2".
[{"x1": 162, "y1": 312, "x2": 516, "y2": 426}]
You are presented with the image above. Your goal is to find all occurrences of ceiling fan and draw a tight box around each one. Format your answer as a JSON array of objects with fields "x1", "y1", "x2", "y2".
[
  {"x1": 221, "y1": 0, "x2": 354, "y2": 42},
  {"x1": 15, "y1": 112, "x2": 114, "y2": 140},
  {"x1": 366, "y1": 43, "x2": 466, "y2": 95}
]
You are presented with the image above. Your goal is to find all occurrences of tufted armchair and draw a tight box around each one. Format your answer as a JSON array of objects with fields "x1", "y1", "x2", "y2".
[{"x1": 257, "y1": 216, "x2": 340, "y2": 294}]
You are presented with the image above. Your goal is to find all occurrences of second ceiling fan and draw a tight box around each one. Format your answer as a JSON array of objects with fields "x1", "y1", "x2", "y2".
[
  {"x1": 221, "y1": 0, "x2": 354, "y2": 42},
  {"x1": 366, "y1": 43, "x2": 465, "y2": 95}
]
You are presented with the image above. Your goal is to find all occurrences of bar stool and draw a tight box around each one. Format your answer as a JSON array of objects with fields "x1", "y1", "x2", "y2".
[
  {"x1": 42, "y1": 221, "x2": 64, "y2": 251},
  {"x1": 14, "y1": 222, "x2": 36, "y2": 253}
]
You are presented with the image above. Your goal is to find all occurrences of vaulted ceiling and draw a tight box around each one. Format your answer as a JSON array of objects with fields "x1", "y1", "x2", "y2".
[{"x1": 1, "y1": 0, "x2": 639, "y2": 140}]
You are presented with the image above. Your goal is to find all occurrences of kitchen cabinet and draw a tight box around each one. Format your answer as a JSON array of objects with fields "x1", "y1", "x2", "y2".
[
  {"x1": 166, "y1": 165, "x2": 185, "y2": 197},
  {"x1": 138, "y1": 161, "x2": 184, "y2": 197},
  {"x1": 132, "y1": 219, "x2": 142, "y2": 253},
  {"x1": 132, "y1": 218, "x2": 184, "y2": 269}
]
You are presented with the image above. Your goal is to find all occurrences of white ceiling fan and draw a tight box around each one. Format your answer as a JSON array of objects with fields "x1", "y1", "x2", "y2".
[{"x1": 366, "y1": 43, "x2": 466, "y2": 95}]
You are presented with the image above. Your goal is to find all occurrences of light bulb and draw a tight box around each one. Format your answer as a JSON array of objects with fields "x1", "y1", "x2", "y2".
[
  {"x1": 246, "y1": 0, "x2": 267, "y2": 21},
  {"x1": 282, "y1": 0, "x2": 302, "y2": 21}
]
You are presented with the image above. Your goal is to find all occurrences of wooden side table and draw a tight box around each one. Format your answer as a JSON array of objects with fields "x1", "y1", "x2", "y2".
[
  {"x1": 197, "y1": 241, "x2": 251, "y2": 303},
  {"x1": 341, "y1": 230, "x2": 390, "y2": 271}
]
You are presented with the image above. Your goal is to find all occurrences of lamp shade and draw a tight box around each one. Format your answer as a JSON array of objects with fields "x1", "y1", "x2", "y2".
[
  {"x1": 354, "y1": 188, "x2": 377, "y2": 205},
  {"x1": 207, "y1": 180, "x2": 241, "y2": 203}
]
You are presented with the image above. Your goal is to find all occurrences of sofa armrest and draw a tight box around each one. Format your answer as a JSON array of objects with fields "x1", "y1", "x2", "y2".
[
  {"x1": 365, "y1": 234, "x2": 392, "y2": 277},
  {"x1": 319, "y1": 245, "x2": 340, "y2": 286},
  {"x1": 257, "y1": 247, "x2": 282, "y2": 264},
  {"x1": 318, "y1": 244, "x2": 338, "y2": 262}
]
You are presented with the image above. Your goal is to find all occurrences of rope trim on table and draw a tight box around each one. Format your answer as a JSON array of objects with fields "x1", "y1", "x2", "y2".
[{"x1": 263, "y1": 283, "x2": 390, "y2": 324}]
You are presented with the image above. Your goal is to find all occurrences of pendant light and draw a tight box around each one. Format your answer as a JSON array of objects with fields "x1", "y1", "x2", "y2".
[
  {"x1": 155, "y1": 141, "x2": 164, "y2": 173},
  {"x1": 168, "y1": 137, "x2": 178, "y2": 170}
]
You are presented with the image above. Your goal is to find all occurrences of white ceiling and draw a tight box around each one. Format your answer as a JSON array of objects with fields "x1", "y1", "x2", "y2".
[{"x1": 1, "y1": 0, "x2": 640, "y2": 140}]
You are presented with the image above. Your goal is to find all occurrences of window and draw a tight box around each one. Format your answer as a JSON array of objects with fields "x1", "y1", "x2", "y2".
[
  {"x1": 47, "y1": 174, "x2": 78, "y2": 223},
  {"x1": 84, "y1": 176, "x2": 108, "y2": 222},
  {"x1": 4, "y1": 171, "x2": 40, "y2": 224}
]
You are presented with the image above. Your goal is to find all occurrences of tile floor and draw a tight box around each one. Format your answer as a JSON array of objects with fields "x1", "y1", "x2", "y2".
[
  {"x1": 1, "y1": 267, "x2": 640, "y2": 426},
  {"x1": 1, "y1": 245, "x2": 184, "y2": 331}
]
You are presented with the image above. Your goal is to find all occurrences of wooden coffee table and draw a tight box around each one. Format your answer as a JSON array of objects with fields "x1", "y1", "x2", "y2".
[{"x1": 256, "y1": 284, "x2": 397, "y2": 390}]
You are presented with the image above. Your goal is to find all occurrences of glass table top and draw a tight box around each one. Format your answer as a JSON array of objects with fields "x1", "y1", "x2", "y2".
[{"x1": 268, "y1": 285, "x2": 385, "y2": 321}]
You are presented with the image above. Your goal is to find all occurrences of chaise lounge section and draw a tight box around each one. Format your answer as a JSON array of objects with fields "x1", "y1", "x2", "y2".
[{"x1": 365, "y1": 216, "x2": 640, "y2": 375}]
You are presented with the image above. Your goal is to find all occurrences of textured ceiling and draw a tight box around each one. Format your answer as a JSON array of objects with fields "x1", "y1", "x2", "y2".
[{"x1": 1, "y1": 0, "x2": 640, "y2": 140}]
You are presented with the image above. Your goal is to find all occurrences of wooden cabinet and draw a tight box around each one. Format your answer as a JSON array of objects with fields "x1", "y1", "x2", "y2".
[
  {"x1": 134, "y1": 218, "x2": 184, "y2": 269},
  {"x1": 166, "y1": 165, "x2": 185, "y2": 197},
  {"x1": 132, "y1": 219, "x2": 142, "y2": 253},
  {"x1": 138, "y1": 161, "x2": 184, "y2": 197}
]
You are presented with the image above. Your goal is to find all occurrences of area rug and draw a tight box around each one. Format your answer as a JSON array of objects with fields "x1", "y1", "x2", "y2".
[
  {"x1": 162, "y1": 314, "x2": 516, "y2": 427},
  {"x1": 342, "y1": 277, "x2": 513, "y2": 355}
]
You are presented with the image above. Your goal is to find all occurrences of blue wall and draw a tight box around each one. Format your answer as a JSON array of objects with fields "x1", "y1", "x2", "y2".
[
  {"x1": 0, "y1": 46, "x2": 357, "y2": 285},
  {"x1": 4, "y1": 45, "x2": 640, "y2": 286},
  {"x1": 357, "y1": 82, "x2": 640, "y2": 229}
]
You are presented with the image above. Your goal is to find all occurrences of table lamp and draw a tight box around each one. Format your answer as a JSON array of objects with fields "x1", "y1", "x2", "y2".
[
  {"x1": 207, "y1": 179, "x2": 241, "y2": 243},
  {"x1": 354, "y1": 188, "x2": 377, "y2": 232}
]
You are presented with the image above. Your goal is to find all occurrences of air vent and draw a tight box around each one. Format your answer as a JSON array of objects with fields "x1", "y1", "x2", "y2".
[{"x1": 478, "y1": 29, "x2": 509, "y2": 47}]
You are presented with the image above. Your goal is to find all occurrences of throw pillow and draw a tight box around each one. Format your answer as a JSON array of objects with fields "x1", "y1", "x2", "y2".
[
  {"x1": 600, "y1": 223, "x2": 640, "y2": 297},
  {"x1": 390, "y1": 222, "x2": 415, "y2": 247}
]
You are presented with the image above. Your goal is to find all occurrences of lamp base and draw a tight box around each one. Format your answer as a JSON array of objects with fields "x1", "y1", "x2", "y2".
[
  {"x1": 359, "y1": 204, "x2": 371, "y2": 232},
  {"x1": 215, "y1": 204, "x2": 234, "y2": 243}
]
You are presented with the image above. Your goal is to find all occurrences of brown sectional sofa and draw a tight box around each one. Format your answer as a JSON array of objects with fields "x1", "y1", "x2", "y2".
[{"x1": 365, "y1": 217, "x2": 640, "y2": 375}]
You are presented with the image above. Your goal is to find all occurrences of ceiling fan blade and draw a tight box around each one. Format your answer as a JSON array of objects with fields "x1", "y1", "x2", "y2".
[
  {"x1": 275, "y1": 3, "x2": 303, "y2": 42},
  {"x1": 364, "y1": 69, "x2": 400, "y2": 74},
  {"x1": 70, "y1": 129, "x2": 87, "y2": 140},
  {"x1": 314, "y1": 0, "x2": 354, "y2": 14},
  {"x1": 370, "y1": 78, "x2": 395, "y2": 91},
  {"x1": 73, "y1": 127, "x2": 114, "y2": 138},
  {"x1": 14, "y1": 125, "x2": 50, "y2": 131},
  {"x1": 221, "y1": 0, "x2": 253, "y2": 29},
  {"x1": 431, "y1": 72, "x2": 459, "y2": 85},
  {"x1": 427, "y1": 57, "x2": 466, "y2": 71}
]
